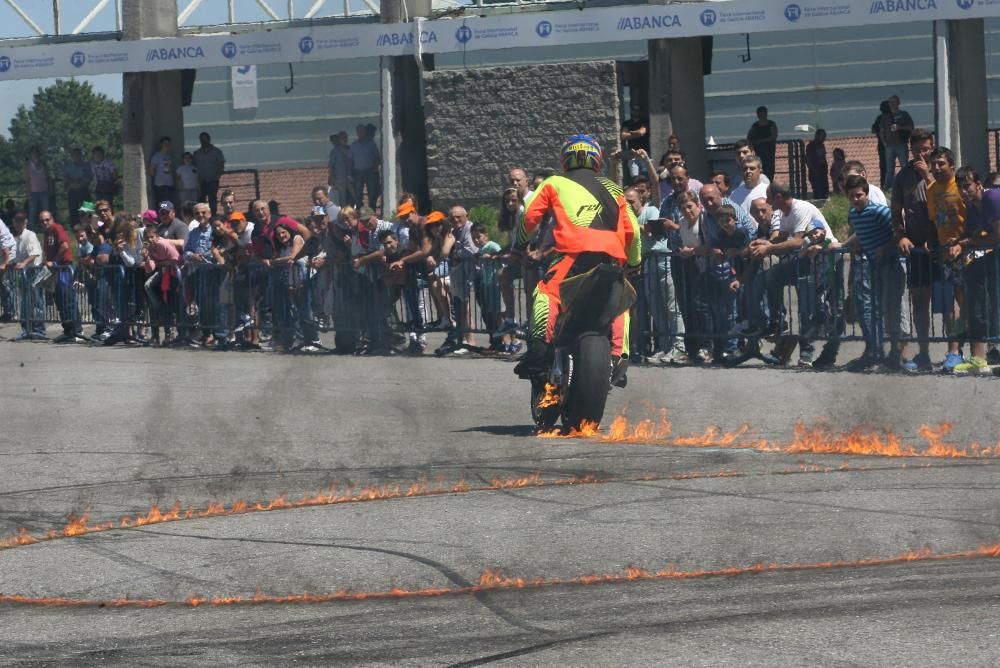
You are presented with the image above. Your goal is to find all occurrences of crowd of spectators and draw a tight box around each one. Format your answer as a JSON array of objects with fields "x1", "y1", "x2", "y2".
[
  {"x1": 3, "y1": 100, "x2": 1000, "y2": 374},
  {"x1": 0, "y1": 180, "x2": 532, "y2": 358},
  {"x1": 615, "y1": 104, "x2": 1000, "y2": 374}
]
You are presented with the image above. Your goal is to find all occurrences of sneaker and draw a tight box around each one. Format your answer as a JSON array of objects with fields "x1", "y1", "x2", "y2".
[
  {"x1": 845, "y1": 354, "x2": 880, "y2": 373},
  {"x1": 883, "y1": 350, "x2": 902, "y2": 371},
  {"x1": 953, "y1": 356, "x2": 989, "y2": 375},
  {"x1": 909, "y1": 353, "x2": 933, "y2": 372},
  {"x1": 797, "y1": 356, "x2": 813, "y2": 368},
  {"x1": 13, "y1": 332, "x2": 31, "y2": 341},
  {"x1": 406, "y1": 340, "x2": 424, "y2": 355},
  {"x1": 942, "y1": 352, "x2": 964, "y2": 373},
  {"x1": 660, "y1": 349, "x2": 686, "y2": 365},
  {"x1": 452, "y1": 346, "x2": 470, "y2": 355},
  {"x1": 504, "y1": 342, "x2": 523, "y2": 355},
  {"x1": 299, "y1": 344, "x2": 322, "y2": 353},
  {"x1": 494, "y1": 318, "x2": 519, "y2": 337},
  {"x1": 900, "y1": 358, "x2": 918, "y2": 372},
  {"x1": 811, "y1": 349, "x2": 838, "y2": 369},
  {"x1": 233, "y1": 315, "x2": 252, "y2": 333},
  {"x1": 648, "y1": 350, "x2": 667, "y2": 364}
]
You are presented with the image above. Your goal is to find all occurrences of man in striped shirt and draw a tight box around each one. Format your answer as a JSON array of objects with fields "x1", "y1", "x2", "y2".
[{"x1": 844, "y1": 174, "x2": 911, "y2": 371}]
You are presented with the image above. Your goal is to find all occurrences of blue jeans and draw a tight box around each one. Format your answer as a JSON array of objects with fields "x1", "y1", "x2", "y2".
[
  {"x1": 53, "y1": 265, "x2": 79, "y2": 335},
  {"x1": 18, "y1": 268, "x2": 46, "y2": 335},
  {"x1": 643, "y1": 254, "x2": 685, "y2": 354},
  {"x1": 29, "y1": 191, "x2": 49, "y2": 228},
  {"x1": 853, "y1": 252, "x2": 910, "y2": 356},
  {"x1": 707, "y1": 279, "x2": 738, "y2": 355},
  {"x1": 882, "y1": 144, "x2": 908, "y2": 189},
  {"x1": 353, "y1": 167, "x2": 380, "y2": 208},
  {"x1": 764, "y1": 258, "x2": 818, "y2": 358}
]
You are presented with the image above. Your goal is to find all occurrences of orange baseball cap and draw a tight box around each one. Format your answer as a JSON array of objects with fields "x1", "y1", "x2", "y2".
[
  {"x1": 425, "y1": 211, "x2": 446, "y2": 224},
  {"x1": 396, "y1": 202, "x2": 416, "y2": 218},
  {"x1": 228, "y1": 212, "x2": 246, "y2": 222}
]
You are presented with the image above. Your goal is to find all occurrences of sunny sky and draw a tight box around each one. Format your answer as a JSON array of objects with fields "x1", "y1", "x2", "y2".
[{"x1": 0, "y1": 0, "x2": 343, "y2": 135}]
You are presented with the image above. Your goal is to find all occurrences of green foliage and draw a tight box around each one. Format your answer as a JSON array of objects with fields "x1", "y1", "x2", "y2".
[
  {"x1": 821, "y1": 194, "x2": 851, "y2": 241},
  {"x1": 468, "y1": 203, "x2": 501, "y2": 241},
  {"x1": 1, "y1": 79, "x2": 123, "y2": 218}
]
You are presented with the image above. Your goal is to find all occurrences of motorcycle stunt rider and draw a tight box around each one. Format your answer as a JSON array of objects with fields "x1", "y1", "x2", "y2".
[{"x1": 513, "y1": 133, "x2": 643, "y2": 386}]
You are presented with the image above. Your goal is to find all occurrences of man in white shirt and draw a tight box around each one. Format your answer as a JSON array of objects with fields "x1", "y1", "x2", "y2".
[
  {"x1": 10, "y1": 213, "x2": 46, "y2": 339},
  {"x1": 732, "y1": 140, "x2": 771, "y2": 192},
  {"x1": 744, "y1": 182, "x2": 839, "y2": 365},
  {"x1": 841, "y1": 161, "x2": 887, "y2": 206},
  {"x1": 730, "y1": 156, "x2": 770, "y2": 213},
  {"x1": 0, "y1": 217, "x2": 16, "y2": 321}
]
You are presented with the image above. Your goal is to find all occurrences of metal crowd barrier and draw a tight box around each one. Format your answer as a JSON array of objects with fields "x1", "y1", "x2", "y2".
[{"x1": 4, "y1": 247, "x2": 998, "y2": 353}]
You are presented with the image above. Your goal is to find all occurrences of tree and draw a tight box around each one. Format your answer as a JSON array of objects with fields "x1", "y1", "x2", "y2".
[{"x1": 5, "y1": 79, "x2": 122, "y2": 216}]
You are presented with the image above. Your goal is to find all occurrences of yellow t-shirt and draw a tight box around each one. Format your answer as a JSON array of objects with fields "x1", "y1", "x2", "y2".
[{"x1": 927, "y1": 177, "x2": 966, "y2": 245}]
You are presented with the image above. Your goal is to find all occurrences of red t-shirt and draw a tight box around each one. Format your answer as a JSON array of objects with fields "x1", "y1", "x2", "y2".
[{"x1": 44, "y1": 223, "x2": 73, "y2": 264}]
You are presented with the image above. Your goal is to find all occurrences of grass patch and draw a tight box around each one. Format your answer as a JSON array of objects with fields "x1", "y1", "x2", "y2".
[{"x1": 822, "y1": 195, "x2": 850, "y2": 241}]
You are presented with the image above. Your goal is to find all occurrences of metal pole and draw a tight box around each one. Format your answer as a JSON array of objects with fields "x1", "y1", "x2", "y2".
[
  {"x1": 380, "y1": 0, "x2": 400, "y2": 212},
  {"x1": 381, "y1": 58, "x2": 397, "y2": 213},
  {"x1": 52, "y1": 0, "x2": 60, "y2": 34},
  {"x1": 934, "y1": 20, "x2": 952, "y2": 152}
]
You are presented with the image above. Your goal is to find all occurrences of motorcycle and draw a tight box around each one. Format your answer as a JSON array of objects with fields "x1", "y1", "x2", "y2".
[{"x1": 530, "y1": 253, "x2": 636, "y2": 432}]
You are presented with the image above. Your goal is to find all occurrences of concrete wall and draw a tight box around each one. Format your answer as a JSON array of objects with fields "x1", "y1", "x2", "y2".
[
  {"x1": 183, "y1": 58, "x2": 382, "y2": 170},
  {"x1": 422, "y1": 61, "x2": 620, "y2": 209}
]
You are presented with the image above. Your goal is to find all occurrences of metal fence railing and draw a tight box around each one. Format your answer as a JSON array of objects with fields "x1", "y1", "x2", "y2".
[{"x1": 3, "y1": 246, "x2": 997, "y2": 365}]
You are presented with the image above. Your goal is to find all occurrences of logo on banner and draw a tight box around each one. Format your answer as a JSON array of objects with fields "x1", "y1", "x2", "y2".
[
  {"x1": 536, "y1": 21, "x2": 553, "y2": 38},
  {"x1": 0, "y1": 55, "x2": 10, "y2": 73},
  {"x1": 700, "y1": 9, "x2": 717, "y2": 26},
  {"x1": 956, "y1": 0, "x2": 974, "y2": 7},
  {"x1": 869, "y1": 0, "x2": 938, "y2": 12},
  {"x1": 617, "y1": 14, "x2": 682, "y2": 30},
  {"x1": 70, "y1": 51, "x2": 85, "y2": 68},
  {"x1": 455, "y1": 25, "x2": 472, "y2": 43},
  {"x1": 376, "y1": 31, "x2": 438, "y2": 47},
  {"x1": 146, "y1": 46, "x2": 205, "y2": 62},
  {"x1": 784, "y1": 4, "x2": 802, "y2": 20},
  {"x1": 299, "y1": 36, "x2": 315, "y2": 54},
  {"x1": 237, "y1": 65, "x2": 252, "y2": 74},
  {"x1": 221, "y1": 42, "x2": 237, "y2": 59}
]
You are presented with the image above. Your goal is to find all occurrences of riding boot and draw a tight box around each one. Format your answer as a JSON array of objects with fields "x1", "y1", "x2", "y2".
[
  {"x1": 611, "y1": 354, "x2": 629, "y2": 388},
  {"x1": 514, "y1": 339, "x2": 548, "y2": 380}
]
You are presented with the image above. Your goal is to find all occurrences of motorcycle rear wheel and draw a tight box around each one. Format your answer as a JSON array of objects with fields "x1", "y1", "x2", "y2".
[{"x1": 563, "y1": 334, "x2": 611, "y2": 430}]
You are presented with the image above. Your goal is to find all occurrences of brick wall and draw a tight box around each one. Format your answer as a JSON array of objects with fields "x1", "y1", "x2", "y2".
[
  {"x1": 422, "y1": 61, "x2": 621, "y2": 208},
  {"x1": 220, "y1": 166, "x2": 327, "y2": 219}
]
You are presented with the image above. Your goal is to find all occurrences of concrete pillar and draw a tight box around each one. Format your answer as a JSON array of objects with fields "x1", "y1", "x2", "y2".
[
  {"x1": 648, "y1": 37, "x2": 707, "y2": 180},
  {"x1": 380, "y1": 0, "x2": 431, "y2": 212},
  {"x1": 934, "y1": 19, "x2": 989, "y2": 172},
  {"x1": 122, "y1": 1, "x2": 183, "y2": 213}
]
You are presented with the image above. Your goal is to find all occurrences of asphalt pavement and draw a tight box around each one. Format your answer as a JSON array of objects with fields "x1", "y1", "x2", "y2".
[{"x1": 2, "y1": 335, "x2": 1000, "y2": 666}]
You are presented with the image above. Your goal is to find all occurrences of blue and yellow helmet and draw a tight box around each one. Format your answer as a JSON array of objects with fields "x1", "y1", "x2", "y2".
[{"x1": 560, "y1": 133, "x2": 603, "y2": 173}]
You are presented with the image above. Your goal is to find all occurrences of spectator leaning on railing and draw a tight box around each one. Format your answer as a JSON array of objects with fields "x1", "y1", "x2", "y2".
[
  {"x1": 0, "y1": 216, "x2": 15, "y2": 321},
  {"x1": 10, "y1": 212, "x2": 45, "y2": 340}
]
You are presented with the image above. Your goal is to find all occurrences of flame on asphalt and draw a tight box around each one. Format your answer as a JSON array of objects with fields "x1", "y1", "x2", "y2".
[
  {"x1": 4, "y1": 540, "x2": 1000, "y2": 609},
  {"x1": 0, "y1": 463, "x2": 935, "y2": 552},
  {"x1": 539, "y1": 409, "x2": 998, "y2": 459}
]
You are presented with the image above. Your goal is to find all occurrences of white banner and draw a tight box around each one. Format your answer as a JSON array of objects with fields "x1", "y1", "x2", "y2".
[
  {"x1": 0, "y1": 0, "x2": 996, "y2": 81},
  {"x1": 231, "y1": 64, "x2": 258, "y2": 109}
]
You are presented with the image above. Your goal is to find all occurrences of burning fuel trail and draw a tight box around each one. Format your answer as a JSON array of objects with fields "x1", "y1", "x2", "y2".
[
  {"x1": 540, "y1": 410, "x2": 1000, "y2": 459},
  {"x1": 3, "y1": 539, "x2": 1000, "y2": 609}
]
